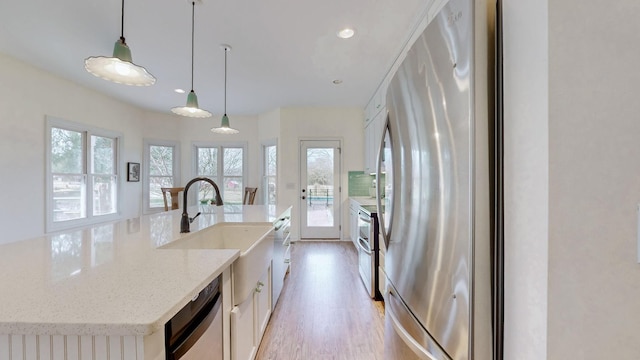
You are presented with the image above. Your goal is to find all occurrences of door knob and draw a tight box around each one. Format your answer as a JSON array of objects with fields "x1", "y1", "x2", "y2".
[{"x1": 301, "y1": 195, "x2": 306, "y2": 200}]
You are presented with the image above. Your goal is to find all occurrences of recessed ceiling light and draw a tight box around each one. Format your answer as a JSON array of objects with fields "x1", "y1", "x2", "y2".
[
  {"x1": 337, "y1": 28, "x2": 355, "y2": 39},
  {"x1": 174, "y1": 88, "x2": 185, "y2": 94},
  {"x1": 332, "y1": 79, "x2": 343, "y2": 85}
]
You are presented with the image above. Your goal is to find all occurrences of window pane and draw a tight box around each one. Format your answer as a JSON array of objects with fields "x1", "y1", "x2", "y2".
[
  {"x1": 223, "y1": 148, "x2": 243, "y2": 176},
  {"x1": 197, "y1": 183, "x2": 216, "y2": 204},
  {"x1": 150, "y1": 145, "x2": 173, "y2": 176},
  {"x1": 51, "y1": 128, "x2": 83, "y2": 174},
  {"x1": 93, "y1": 175, "x2": 117, "y2": 215},
  {"x1": 150, "y1": 176, "x2": 174, "y2": 208},
  {"x1": 198, "y1": 148, "x2": 218, "y2": 176},
  {"x1": 91, "y1": 136, "x2": 115, "y2": 175},
  {"x1": 224, "y1": 176, "x2": 243, "y2": 204},
  {"x1": 53, "y1": 174, "x2": 86, "y2": 222},
  {"x1": 267, "y1": 176, "x2": 276, "y2": 205},
  {"x1": 267, "y1": 146, "x2": 277, "y2": 176}
]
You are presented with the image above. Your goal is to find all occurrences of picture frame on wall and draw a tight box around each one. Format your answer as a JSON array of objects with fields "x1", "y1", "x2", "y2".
[{"x1": 127, "y1": 162, "x2": 140, "y2": 182}]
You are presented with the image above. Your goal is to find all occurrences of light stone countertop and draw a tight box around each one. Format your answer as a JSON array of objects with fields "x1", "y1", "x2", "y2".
[
  {"x1": 0, "y1": 204, "x2": 290, "y2": 336},
  {"x1": 350, "y1": 196, "x2": 378, "y2": 206}
]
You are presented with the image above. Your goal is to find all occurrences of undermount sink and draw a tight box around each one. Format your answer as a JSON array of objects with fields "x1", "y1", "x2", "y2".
[{"x1": 161, "y1": 222, "x2": 274, "y2": 304}]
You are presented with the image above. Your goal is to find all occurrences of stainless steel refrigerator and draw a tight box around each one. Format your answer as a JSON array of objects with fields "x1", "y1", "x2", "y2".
[{"x1": 376, "y1": 0, "x2": 497, "y2": 358}]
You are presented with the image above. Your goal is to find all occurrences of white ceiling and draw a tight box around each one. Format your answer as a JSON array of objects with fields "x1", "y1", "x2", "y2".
[{"x1": 0, "y1": 0, "x2": 429, "y2": 115}]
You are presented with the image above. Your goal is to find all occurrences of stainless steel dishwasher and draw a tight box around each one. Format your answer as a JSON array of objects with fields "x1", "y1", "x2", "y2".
[{"x1": 164, "y1": 275, "x2": 223, "y2": 359}]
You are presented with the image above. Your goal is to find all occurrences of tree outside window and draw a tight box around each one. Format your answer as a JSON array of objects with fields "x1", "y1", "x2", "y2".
[{"x1": 149, "y1": 145, "x2": 175, "y2": 209}]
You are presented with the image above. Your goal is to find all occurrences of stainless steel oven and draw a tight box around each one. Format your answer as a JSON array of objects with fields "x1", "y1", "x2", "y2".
[
  {"x1": 357, "y1": 207, "x2": 382, "y2": 300},
  {"x1": 165, "y1": 275, "x2": 223, "y2": 359}
]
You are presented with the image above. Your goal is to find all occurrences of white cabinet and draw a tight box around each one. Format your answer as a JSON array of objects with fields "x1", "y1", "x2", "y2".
[
  {"x1": 230, "y1": 265, "x2": 271, "y2": 360},
  {"x1": 364, "y1": 71, "x2": 390, "y2": 174},
  {"x1": 349, "y1": 199, "x2": 359, "y2": 248},
  {"x1": 272, "y1": 208, "x2": 291, "y2": 310},
  {"x1": 364, "y1": 110, "x2": 386, "y2": 174}
]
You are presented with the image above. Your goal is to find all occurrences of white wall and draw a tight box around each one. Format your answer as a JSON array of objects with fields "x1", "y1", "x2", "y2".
[
  {"x1": 0, "y1": 53, "x2": 145, "y2": 244},
  {"x1": 504, "y1": 0, "x2": 640, "y2": 358},
  {"x1": 547, "y1": 1, "x2": 640, "y2": 358},
  {"x1": 278, "y1": 107, "x2": 363, "y2": 240},
  {"x1": 502, "y1": 0, "x2": 549, "y2": 358}
]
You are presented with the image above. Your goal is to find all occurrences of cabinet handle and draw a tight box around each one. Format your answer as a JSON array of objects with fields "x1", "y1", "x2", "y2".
[{"x1": 284, "y1": 259, "x2": 291, "y2": 264}]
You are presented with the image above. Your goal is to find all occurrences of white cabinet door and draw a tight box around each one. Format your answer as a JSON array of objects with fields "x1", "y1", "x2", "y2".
[
  {"x1": 230, "y1": 265, "x2": 272, "y2": 360},
  {"x1": 230, "y1": 295, "x2": 256, "y2": 360},
  {"x1": 255, "y1": 267, "x2": 271, "y2": 340}
]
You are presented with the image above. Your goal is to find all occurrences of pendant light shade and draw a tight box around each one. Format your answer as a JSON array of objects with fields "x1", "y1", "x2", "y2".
[
  {"x1": 211, "y1": 45, "x2": 239, "y2": 134},
  {"x1": 171, "y1": 1, "x2": 212, "y2": 118},
  {"x1": 84, "y1": 0, "x2": 155, "y2": 86}
]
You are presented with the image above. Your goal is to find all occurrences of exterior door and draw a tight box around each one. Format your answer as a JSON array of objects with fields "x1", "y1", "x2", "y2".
[{"x1": 300, "y1": 140, "x2": 341, "y2": 239}]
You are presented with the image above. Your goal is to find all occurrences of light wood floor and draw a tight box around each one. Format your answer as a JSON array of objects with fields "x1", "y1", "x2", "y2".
[{"x1": 256, "y1": 241, "x2": 385, "y2": 360}]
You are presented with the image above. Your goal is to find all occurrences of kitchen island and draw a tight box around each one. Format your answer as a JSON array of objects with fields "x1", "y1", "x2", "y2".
[{"x1": 0, "y1": 204, "x2": 291, "y2": 360}]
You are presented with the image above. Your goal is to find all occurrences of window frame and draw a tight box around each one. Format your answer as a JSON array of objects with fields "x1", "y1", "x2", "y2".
[
  {"x1": 46, "y1": 116, "x2": 123, "y2": 232},
  {"x1": 192, "y1": 141, "x2": 248, "y2": 206},
  {"x1": 143, "y1": 139, "x2": 181, "y2": 213},
  {"x1": 262, "y1": 140, "x2": 277, "y2": 205}
]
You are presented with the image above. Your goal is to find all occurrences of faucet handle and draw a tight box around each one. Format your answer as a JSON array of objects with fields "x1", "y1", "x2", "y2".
[{"x1": 189, "y1": 212, "x2": 202, "y2": 223}]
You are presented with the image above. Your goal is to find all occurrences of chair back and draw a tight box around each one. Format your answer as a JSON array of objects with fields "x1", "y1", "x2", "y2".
[
  {"x1": 243, "y1": 187, "x2": 258, "y2": 205},
  {"x1": 161, "y1": 187, "x2": 185, "y2": 211}
]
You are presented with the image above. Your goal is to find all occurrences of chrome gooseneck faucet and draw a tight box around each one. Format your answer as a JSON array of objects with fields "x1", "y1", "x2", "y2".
[{"x1": 180, "y1": 177, "x2": 224, "y2": 233}]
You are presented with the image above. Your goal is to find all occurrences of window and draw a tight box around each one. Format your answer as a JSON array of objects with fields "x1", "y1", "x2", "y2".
[
  {"x1": 263, "y1": 143, "x2": 277, "y2": 205},
  {"x1": 194, "y1": 143, "x2": 247, "y2": 205},
  {"x1": 47, "y1": 117, "x2": 121, "y2": 232},
  {"x1": 143, "y1": 140, "x2": 180, "y2": 212}
]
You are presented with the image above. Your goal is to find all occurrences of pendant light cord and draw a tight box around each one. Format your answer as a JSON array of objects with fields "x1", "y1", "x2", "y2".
[
  {"x1": 120, "y1": 0, "x2": 125, "y2": 42},
  {"x1": 190, "y1": 1, "x2": 195, "y2": 91},
  {"x1": 224, "y1": 48, "x2": 227, "y2": 115}
]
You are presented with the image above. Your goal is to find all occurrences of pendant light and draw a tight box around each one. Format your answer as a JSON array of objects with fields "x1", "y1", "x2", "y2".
[
  {"x1": 211, "y1": 45, "x2": 239, "y2": 134},
  {"x1": 84, "y1": 0, "x2": 155, "y2": 86},
  {"x1": 171, "y1": 1, "x2": 212, "y2": 118}
]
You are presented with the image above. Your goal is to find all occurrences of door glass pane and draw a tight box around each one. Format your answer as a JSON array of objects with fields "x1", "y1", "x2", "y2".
[
  {"x1": 91, "y1": 136, "x2": 115, "y2": 174},
  {"x1": 92, "y1": 175, "x2": 117, "y2": 215},
  {"x1": 51, "y1": 128, "x2": 83, "y2": 174},
  {"x1": 52, "y1": 174, "x2": 86, "y2": 222},
  {"x1": 223, "y1": 148, "x2": 243, "y2": 176},
  {"x1": 306, "y1": 148, "x2": 334, "y2": 227}
]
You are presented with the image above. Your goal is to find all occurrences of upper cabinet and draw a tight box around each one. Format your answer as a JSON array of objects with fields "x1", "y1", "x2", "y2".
[
  {"x1": 364, "y1": 109, "x2": 386, "y2": 174},
  {"x1": 364, "y1": 77, "x2": 389, "y2": 174}
]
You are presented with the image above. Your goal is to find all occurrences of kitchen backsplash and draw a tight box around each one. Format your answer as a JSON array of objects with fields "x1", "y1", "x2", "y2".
[{"x1": 348, "y1": 171, "x2": 385, "y2": 197}]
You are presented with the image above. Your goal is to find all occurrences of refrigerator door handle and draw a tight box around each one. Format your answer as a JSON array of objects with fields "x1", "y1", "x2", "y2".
[{"x1": 376, "y1": 114, "x2": 393, "y2": 248}]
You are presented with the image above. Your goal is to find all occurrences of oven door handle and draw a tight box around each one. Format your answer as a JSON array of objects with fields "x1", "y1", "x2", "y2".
[
  {"x1": 358, "y1": 237, "x2": 372, "y2": 255},
  {"x1": 358, "y1": 211, "x2": 372, "y2": 223}
]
